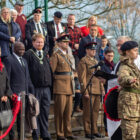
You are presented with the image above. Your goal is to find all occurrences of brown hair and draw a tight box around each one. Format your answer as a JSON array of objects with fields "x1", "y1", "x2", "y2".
[
  {"x1": 32, "y1": 33, "x2": 45, "y2": 42},
  {"x1": 67, "y1": 14, "x2": 75, "y2": 19},
  {"x1": 104, "y1": 49, "x2": 114, "y2": 55}
]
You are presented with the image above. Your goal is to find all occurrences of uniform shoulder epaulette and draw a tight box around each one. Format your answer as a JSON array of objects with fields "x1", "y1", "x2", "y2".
[{"x1": 53, "y1": 48, "x2": 60, "y2": 55}]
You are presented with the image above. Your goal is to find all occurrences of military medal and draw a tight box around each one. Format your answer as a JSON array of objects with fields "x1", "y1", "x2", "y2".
[
  {"x1": 38, "y1": 55, "x2": 44, "y2": 64},
  {"x1": 40, "y1": 60, "x2": 43, "y2": 64}
]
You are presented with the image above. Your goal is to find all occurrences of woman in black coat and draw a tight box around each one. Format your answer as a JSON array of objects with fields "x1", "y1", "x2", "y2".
[{"x1": 0, "y1": 48, "x2": 11, "y2": 102}]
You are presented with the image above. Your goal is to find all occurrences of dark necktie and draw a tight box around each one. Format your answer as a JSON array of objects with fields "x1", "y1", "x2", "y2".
[
  {"x1": 37, "y1": 23, "x2": 41, "y2": 33},
  {"x1": 19, "y1": 57, "x2": 25, "y2": 72},
  {"x1": 38, "y1": 51, "x2": 42, "y2": 58},
  {"x1": 56, "y1": 24, "x2": 60, "y2": 38}
]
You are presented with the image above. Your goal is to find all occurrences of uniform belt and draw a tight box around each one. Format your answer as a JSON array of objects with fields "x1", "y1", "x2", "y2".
[
  {"x1": 123, "y1": 88, "x2": 140, "y2": 94},
  {"x1": 55, "y1": 72, "x2": 72, "y2": 75}
]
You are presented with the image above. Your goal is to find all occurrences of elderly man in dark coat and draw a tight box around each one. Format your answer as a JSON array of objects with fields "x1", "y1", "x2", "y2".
[
  {"x1": 46, "y1": 11, "x2": 67, "y2": 56},
  {"x1": 25, "y1": 7, "x2": 49, "y2": 51}
]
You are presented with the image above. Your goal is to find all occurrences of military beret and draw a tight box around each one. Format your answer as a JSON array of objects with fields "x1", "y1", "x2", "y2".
[
  {"x1": 56, "y1": 35, "x2": 70, "y2": 42},
  {"x1": 33, "y1": 7, "x2": 42, "y2": 14},
  {"x1": 54, "y1": 11, "x2": 63, "y2": 18},
  {"x1": 120, "y1": 41, "x2": 138, "y2": 52},
  {"x1": 15, "y1": 1, "x2": 24, "y2": 6},
  {"x1": 85, "y1": 42, "x2": 97, "y2": 50}
]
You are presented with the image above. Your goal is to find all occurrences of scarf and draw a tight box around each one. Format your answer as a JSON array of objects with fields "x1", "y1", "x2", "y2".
[
  {"x1": 104, "y1": 58, "x2": 114, "y2": 71},
  {"x1": 0, "y1": 58, "x2": 4, "y2": 72}
]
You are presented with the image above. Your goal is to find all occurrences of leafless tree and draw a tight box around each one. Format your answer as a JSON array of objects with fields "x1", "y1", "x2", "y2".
[{"x1": 102, "y1": 0, "x2": 140, "y2": 40}]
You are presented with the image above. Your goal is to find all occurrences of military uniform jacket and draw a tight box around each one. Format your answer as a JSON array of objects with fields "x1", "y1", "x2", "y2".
[
  {"x1": 117, "y1": 56, "x2": 140, "y2": 120},
  {"x1": 78, "y1": 55, "x2": 104, "y2": 95},
  {"x1": 50, "y1": 49, "x2": 73, "y2": 95}
]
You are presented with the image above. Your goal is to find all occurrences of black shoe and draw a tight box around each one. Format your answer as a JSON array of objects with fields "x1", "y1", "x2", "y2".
[
  {"x1": 57, "y1": 136, "x2": 67, "y2": 140},
  {"x1": 85, "y1": 134, "x2": 95, "y2": 139},
  {"x1": 43, "y1": 137, "x2": 51, "y2": 140},
  {"x1": 94, "y1": 133, "x2": 105, "y2": 138},
  {"x1": 67, "y1": 135, "x2": 78, "y2": 139}
]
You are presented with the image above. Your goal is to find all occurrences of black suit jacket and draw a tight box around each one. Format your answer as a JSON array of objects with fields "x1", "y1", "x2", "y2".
[
  {"x1": 3, "y1": 55, "x2": 34, "y2": 95},
  {"x1": 78, "y1": 35, "x2": 102, "y2": 61},
  {"x1": 46, "y1": 21, "x2": 67, "y2": 56},
  {"x1": 25, "y1": 20, "x2": 49, "y2": 51}
]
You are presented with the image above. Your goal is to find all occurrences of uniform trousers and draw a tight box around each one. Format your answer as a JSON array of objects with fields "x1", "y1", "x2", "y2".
[
  {"x1": 83, "y1": 94, "x2": 100, "y2": 134},
  {"x1": 33, "y1": 87, "x2": 51, "y2": 140},
  {"x1": 121, "y1": 119, "x2": 140, "y2": 140},
  {"x1": 54, "y1": 94, "x2": 73, "y2": 137}
]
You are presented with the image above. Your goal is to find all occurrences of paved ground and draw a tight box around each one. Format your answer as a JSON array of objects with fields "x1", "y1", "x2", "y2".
[
  {"x1": 51, "y1": 136, "x2": 109, "y2": 140},
  {"x1": 77, "y1": 137, "x2": 109, "y2": 140},
  {"x1": 51, "y1": 137, "x2": 109, "y2": 140}
]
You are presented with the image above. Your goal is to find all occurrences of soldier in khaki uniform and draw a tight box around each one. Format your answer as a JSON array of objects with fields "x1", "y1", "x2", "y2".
[
  {"x1": 78, "y1": 42, "x2": 105, "y2": 139},
  {"x1": 50, "y1": 35, "x2": 77, "y2": 140},
  {"x1": 117, "y1": 41, "x2": 140, "y2": 140}
]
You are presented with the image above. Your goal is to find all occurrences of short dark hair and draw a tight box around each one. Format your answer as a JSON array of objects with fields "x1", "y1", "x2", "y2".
[
  {"x1": 104, "y1": 49, "x2": 114, "y2": 55},
  {"x1": 101, "y1": 35, "x2": 107, "y2": 39},
  {"x1": 54, "y1": 11, "x2": 62, "y2": 18}
]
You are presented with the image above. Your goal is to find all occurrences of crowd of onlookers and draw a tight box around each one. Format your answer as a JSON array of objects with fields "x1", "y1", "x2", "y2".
[{"x1": 0, "y1": 1, "x2": 140, "y2": 140}]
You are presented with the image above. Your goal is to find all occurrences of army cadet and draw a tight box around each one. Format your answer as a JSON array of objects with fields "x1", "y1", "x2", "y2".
[
  {"x1": 50, "y1": 35, "x2": 77, "y2": 140},
  {"x1": 77, "y1": 42, "x2": 105, "y2": 139},
  {"x1": 117, "y1": 41, "x2": 140, "y2": 140}
]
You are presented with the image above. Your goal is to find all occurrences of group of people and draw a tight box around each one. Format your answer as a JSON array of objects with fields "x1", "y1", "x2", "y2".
[{"x1": 0, "y1": 1, "x2": 140, "y2": 140}]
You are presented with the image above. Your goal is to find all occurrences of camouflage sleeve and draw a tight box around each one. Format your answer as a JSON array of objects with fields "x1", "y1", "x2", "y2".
[
  {"x1": 77, "y1": 59, "x2": 88, "y2": 95},
  {"x1": 117, "y1": 65, "x2": 135, "y2": 88},
  {"x1": 50, "y1": 53, "x2": 58, "y2": 73}
]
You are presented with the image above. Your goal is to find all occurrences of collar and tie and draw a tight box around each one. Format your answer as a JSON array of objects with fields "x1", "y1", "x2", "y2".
[
  {"x1": 38, "y1": 51, "x2": 42, "y2": 58},
  {"x1": 19, "y1": 57, "x2": 24, "y2": 66},
  {"x1": 19, "y1": 57, "x2": 25, "y2": 71},
  {"x1": 56, "y1": 24, "x2": 60, "y2": 38},
  {"x1": 36, "y1": 23, "x2": 41, "y2": 33},
  {"x1": 36, "y1": 50, "x2": 43, "y2": 58}
]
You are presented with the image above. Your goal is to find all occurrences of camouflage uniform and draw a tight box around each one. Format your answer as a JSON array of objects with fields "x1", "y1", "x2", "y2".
[{"x1": 117, "y1": 56, "x2": 140, "y2": 140}]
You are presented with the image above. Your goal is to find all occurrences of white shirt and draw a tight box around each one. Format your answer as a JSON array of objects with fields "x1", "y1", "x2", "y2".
[
  {"x1": 13, "y1": 53, "x2": 23, "y2": 65},
  {"x1": 89, "y1": 34, "x2": 96, "y2": 42},
  {"x1": 54, "y1": 21, "x2": 64, "y2": 38},
  {"x1": 134, "y1": 55, "x2": 140, "y2": 70},
  {"x1": 36, "y1": 50, "x2": 43, "y2": 57}
]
